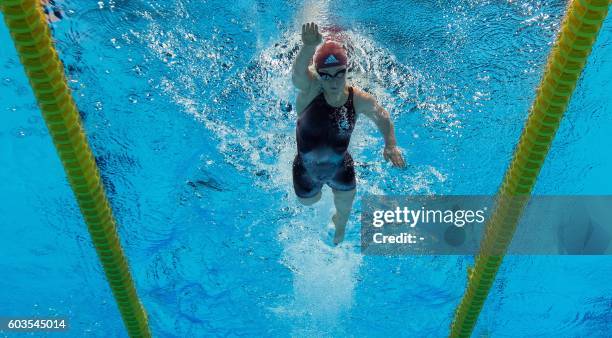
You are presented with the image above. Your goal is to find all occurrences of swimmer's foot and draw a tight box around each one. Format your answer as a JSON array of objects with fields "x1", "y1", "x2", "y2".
[{"x1": 332, "y1": 213, "x2": 347, "y2": 245}]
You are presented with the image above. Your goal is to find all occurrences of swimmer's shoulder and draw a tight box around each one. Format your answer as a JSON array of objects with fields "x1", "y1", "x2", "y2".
[{"x1": 350, "y1": 87, "x2": 377, "y2": 115}]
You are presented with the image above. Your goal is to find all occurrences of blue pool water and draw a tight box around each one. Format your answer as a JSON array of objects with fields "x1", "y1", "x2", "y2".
[{"x1": 1, "y1": 0, "x2": 612, "y2": 336}]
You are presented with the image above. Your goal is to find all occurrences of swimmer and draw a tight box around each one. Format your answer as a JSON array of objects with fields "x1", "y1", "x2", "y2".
[{"x1": 292, "y1": 22, "x2": 405, "y2": 245}]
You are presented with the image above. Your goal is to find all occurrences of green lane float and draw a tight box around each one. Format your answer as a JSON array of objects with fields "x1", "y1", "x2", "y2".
[
  {"x1": 449, "y1": 1, "x2": 610, "y2": 337},
  {"x1": 0, "y1": 0, "x2": 151, "y2": 336}
]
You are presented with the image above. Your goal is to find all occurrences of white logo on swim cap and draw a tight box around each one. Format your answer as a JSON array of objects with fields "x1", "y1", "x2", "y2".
[{"x1": 324, "y1": 54, "x2": 339, "y2": 64}]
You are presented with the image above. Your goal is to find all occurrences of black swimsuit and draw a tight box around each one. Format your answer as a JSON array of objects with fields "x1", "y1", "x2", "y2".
[{"x1": 293, "y1": 87, "x2": 357, "y2": 198}]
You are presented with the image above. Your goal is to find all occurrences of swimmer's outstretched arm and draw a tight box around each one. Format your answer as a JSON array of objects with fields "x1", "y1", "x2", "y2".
[
  {"x1": 355, "y1": 90, "x2": 406, "y2": 168},
  {"x1": 291, "y1": 22, "x2": 322, "y2": 91}
]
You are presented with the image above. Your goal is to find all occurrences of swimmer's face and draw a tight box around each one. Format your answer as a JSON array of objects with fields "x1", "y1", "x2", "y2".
[{"x1": 317, "y1": 65, "x2": 347, "y2": 93}]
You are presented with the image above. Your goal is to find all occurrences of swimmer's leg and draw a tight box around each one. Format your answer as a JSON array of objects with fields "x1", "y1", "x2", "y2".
[
  {"x1": 293, "y1": 154, "x2": 323, "y2": 205},
  {"x1": 297, "y1": 190, "x2": 322, "y2": 206},
  {"x1": 331, "y1": 187, "x2": 356, "y2": 245}
]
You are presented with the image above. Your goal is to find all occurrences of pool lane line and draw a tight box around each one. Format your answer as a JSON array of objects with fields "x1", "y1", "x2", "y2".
[
  {"x1": 449, "y1": 1, "x2": 610, "y2": 337},
  {"x1": 0, "y1": 0, "x2": 151, "y2": 337}
]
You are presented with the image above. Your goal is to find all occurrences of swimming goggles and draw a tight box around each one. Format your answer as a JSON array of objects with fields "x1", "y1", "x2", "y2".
[{"x1": 317, "y1": 69, "x2": 346, "y2": 80}]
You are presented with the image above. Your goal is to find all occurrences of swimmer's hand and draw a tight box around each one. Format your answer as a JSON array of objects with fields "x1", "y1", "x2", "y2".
[
  {"x1": 383, "y1": 145, "x2": 406, "y2": 168},
  {"x1": 302, "y1": 22, "x2": 322, "y2": 47}
]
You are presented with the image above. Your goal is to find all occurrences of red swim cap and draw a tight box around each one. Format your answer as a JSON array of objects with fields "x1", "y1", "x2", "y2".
[{"x1": 314, "y1": 41, "x2": 347, "y2": 70}]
